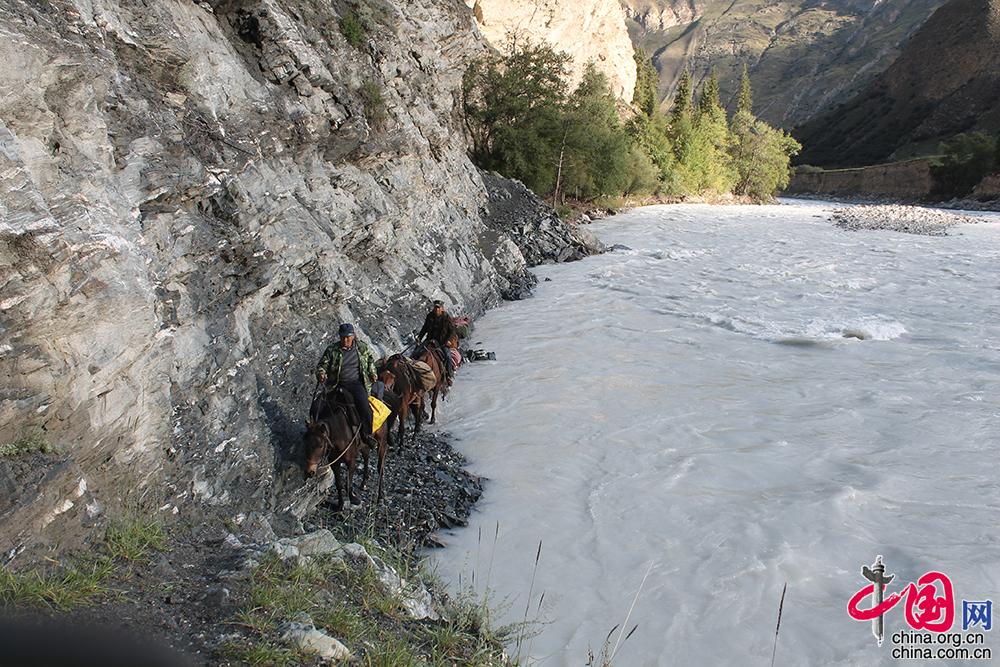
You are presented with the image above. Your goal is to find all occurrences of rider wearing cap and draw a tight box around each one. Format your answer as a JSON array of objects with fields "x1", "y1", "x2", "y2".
[
  {"x1": 416, "y1": 299, "x2": 456, "y2": 383},
  {"x1": 315, "y1": 323, "x2": 378, "y2": 445}
]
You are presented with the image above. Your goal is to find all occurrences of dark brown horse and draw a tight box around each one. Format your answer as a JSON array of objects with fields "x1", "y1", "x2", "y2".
[
  {"x1": 305, "y1": 385, "x2": 394, "y2": 508},
  {"x1": 413, "y1": 343, "x2": 447, "y2": 424},
  {"x1": 380, "y1": 355, "x2": 425, "y2": 447}
]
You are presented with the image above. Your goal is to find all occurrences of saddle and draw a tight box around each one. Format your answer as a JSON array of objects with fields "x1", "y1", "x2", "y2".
[
  {"x1": 418, "y1": 340, "x2": 450, "y2": 371},
  {"x1": 327, "y1": 386, "x2": 360, "y2": 428}
]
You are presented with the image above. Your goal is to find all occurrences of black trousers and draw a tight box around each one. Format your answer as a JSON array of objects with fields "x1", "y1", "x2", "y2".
[{"x1": 339, "y1": 381, "x2": 373, "y2": 437}]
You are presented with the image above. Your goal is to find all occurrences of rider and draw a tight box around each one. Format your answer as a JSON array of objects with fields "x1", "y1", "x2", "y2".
[
  {"x1": 315, "y1": 323, "x2": 378, "y2": 446},
  {"x1": 416, "y1": 299, "x2": 456, "y2": 384}
]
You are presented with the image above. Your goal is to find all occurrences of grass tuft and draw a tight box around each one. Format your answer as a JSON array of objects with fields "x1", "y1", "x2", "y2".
[
  {"x1": 106, "y1": 514, "x2": 168, "y2": 563},
  {"x1": 359, "y1": 81, "x2": 387, "y2": 129},
  {"x1": 0, "y1": 557, "x2": 113, "y2": 611},
  {"x1": 339, "y1": 12, "x2": 366, "y2": 49},
  {"x1": 0, "y1": 428, "x2": 53, "y2": 458}
]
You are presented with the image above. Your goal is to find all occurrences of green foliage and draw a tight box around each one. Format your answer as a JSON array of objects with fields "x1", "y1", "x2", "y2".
[
  {"x1": 339, "y1": 12, "x2": 366, "y2": 49},
  {"x1": 0, "y1": 558, "x2": 113, "y2": 611},
  {"x1": 795, "y1": 164, "x2": 825, "y2": 174},
  {"x1": 737, "y1": 64, "x2": 753, "y2": 116},
  {"x1": 730, "y1": 117, "x2": 802, "y2": 200},
  {"x1": 671, "y1": 70, "x2": 693, "y2": 121},
  {"x1": 727, "y1": 70, "x2": 801, "y2": 200},
  {"x1": 466, "y1": 42, "x2": 799, "y2": 203},
  {"x1": 626, "y1": 112, "x2": 675, "y2": 182},
  {"x1": 698, "y1": 69, "x2": 722, "y2": 116},
  {"x1": 632, "y1": 49, "x2": 659, "y2": 117},
  {"x1": 105, "y1": 514, "x2": 168, "y2": 563},
  {"x1": 465, "y1": 45, "x2": 655, "y2": 202},
  {"x1": 463, "y1": 38, "x2": 569, "y2": 194},
  {"x1": 622, "y1": 147, "x2": 661, "y2": 196},
  {"x1": 0, "y1": 427, "x2": 52, "y2": 458},
  {"x1": 359, "y1": 81, "x2": 387, "y2": 128},
  {"x1": 932, "y1": 131, "x2": 998, "y2": 196},
  {"x1": 559, "y1": 64, "x2": 633, "y2": 201}
]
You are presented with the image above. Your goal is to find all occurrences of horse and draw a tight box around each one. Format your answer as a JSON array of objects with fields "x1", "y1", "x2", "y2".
[
  {"x1": 380, "y1": 355, "x2": 424, "y2": 447},
  {"x1": 413, "y1": 342, "x2": 447, "y2": 425},
  {"x1": 304, "y1": 385, "x2": 392, "y2": 508}
]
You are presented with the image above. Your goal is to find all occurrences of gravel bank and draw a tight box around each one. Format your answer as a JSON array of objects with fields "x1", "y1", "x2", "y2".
[{"x1": 831, "y1": 204, "x2": 986, "y2": 236}]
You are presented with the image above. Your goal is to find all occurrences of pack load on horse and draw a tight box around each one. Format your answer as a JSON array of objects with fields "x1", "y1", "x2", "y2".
[
  {"x1": 415, "y1": 299, "x2": 456, "y2": 386},
  {"x1": 451, "y1": 316, "x2": 471, "y2": 340},
  {"x1": 408, "y1": 359, "x2": 437, "y2": 391}
]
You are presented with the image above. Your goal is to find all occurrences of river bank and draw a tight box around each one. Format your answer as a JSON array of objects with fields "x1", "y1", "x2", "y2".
[
  {"x1": 0, "y1": 427, "x2": 507, "y2": 665},
  {"x1": 784, "y1": 190, "x2": 1000, "y2": 213}
]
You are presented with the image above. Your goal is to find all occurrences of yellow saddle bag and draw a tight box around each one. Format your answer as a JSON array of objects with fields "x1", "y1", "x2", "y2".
[{"x1": 369, "y1": 396, "x2": 391, "y2": 432}]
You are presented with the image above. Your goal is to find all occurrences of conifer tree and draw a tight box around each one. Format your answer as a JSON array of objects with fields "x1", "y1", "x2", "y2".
[
  {"x1": 671, "y1": 70, "x2": 693, "y2": 120},
  {"x1": 698, "y1": 69, "x2": 722, "y2": 117},
  {"x1": 632, "y1": 49, "x2": 659, "y2": 118},
  {"x1": 736, "y1": 64, "x2": 753, "y2": 117}
]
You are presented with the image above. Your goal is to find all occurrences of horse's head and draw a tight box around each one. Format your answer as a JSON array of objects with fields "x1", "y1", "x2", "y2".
[
  {"x1": 379, "y1": 369, "x2": 396, "y2": 390},
  {"x1": 303, "y1": 420, "x2": 331, "y2": 478}
]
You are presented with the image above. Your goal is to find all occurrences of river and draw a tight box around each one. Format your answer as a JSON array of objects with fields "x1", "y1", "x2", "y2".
[{"x1": 429, "y1": 201, "x2": 1000, "y2": 666}]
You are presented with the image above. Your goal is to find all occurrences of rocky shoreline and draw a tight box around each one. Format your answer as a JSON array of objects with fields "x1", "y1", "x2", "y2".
[
  {"x1": 2, "y1": 417, "x2": 498, "y2": 665},
  {"x1": 829, "y1": 204, "x2": 990, "y2": 236},
  {"x1": 787, "y1": 191, "x2": 1000, "y2": 214}
]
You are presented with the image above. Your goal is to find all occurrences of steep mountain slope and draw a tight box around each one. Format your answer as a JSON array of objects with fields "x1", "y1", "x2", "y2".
[
  {"x1": 0, "y1": 0, "x2": 597, "y2": 556},
  {"x1": 796, "y1": 0, "x2": 1000, "y2": 167},
  {"x1": 469, "y1": 0, "x2": 637, "y2": 99},
  {"x1": 622, "y1": 0, "x2": 946, "y2": 128}
]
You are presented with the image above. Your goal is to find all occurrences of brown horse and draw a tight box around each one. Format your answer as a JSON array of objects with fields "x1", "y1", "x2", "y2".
[
  {"x1": 380, "y1": 355, "x2": 425, "y2": 447},
  {"x1": 305, "y1": 386, "x2": 392, "y2": 508},
  {"x1": 413, "y1": 343, "x2": 447, "y2": 424}
]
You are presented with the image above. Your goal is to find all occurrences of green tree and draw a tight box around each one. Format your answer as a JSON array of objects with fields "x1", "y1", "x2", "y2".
[
  {"x1": 932, "y1": 132, "x2": 998, "y2": 196},
  {"x1": 727, "y1": 67, "x2": 800, "y2": 200},
  {"x1": 626, "y1": 112, "x2": 675, "y2": 183},
  {"x1": 632, "y1": 49, "x2": 660, "y2": 117},
  {"x1": 685, "y1": 69, "x2": 735, "y2": 193},
  {"x1": 463, "y1": 38, "x2": 570, "y2": 194},
  {"x1": 729, "y1": 120, "x2": 801, "y2": 200},
  {"x1": 669, "y1": 70, "x2": 696, "y2": 171},
  {"x1": 671, "y1": 70, "x2": 693, "y2": 120},
  {"x1": 559, "y1": 64, "x2": 633, "y2": 201},
  {"x1": 698, "y1": 69, "x2": 722, "y2": 116},
  {"x1": 736, "y1": 64, "x2": 753, "y2": 117}
]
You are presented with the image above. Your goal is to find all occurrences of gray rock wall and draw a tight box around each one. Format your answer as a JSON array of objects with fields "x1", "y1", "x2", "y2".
[{"x1": 0, "y1": 0, "x2": 599, "y2": 557}]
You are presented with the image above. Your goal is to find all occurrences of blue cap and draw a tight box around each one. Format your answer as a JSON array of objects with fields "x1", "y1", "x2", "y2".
[{"x1": 338, "y1": 323, "x2": 355, "y2": 337}]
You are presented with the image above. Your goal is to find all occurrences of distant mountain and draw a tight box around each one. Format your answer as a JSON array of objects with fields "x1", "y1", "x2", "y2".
[
  {"x1": 795, "y1": 0, "x2": 1000, "y2": 167},
  {"x1": 621, "y1": 0, "x2": 946, "y2": 128}
]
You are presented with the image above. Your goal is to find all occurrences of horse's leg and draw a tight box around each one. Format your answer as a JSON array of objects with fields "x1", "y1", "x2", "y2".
[
  {"x1": 333, "y1": 461, "x2": 344, "y2": 512},
  {"x1": 412, "y1": 396, "x2": 422, "y2": 445},
  {"x1": 397, "y1": 401, "x2": 407, "y2": 449},
  {"x1": 377, "y1": 431, "x2": 387, "y2": 503},
  {"x1": 430, "y1": 386, "x2": 438, "y2": 424},
  {"x1": 359, "y1": 430, "x2": 370, "y2": 491},
  {"x1": 348, "y1": 451, "x2": 360, "y2": 505}
]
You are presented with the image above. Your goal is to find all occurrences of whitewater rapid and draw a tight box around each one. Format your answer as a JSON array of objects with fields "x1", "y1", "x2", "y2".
[{"x1": 429, "y1": 202, "x2": 1000, "y2": 666}]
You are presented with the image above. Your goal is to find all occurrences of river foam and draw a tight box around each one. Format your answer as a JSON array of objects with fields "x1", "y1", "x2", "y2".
[{"x1": 430, "y1": 203, "x2": 1000, "y2": 666}]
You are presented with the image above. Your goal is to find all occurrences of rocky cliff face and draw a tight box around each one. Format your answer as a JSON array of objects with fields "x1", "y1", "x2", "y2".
[
  {"x1": 0, "y1": 0, "x2": 599, "y2": 557},
  {"x1": 468, "y1": 0, "x2": 637, "y2": 100},
  {"x1": 623, "y1": 0, "x2": 946, "y2": 128},
  {"x1": 796, "y1": 0, "x2": 1000, "y2": 167}
]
